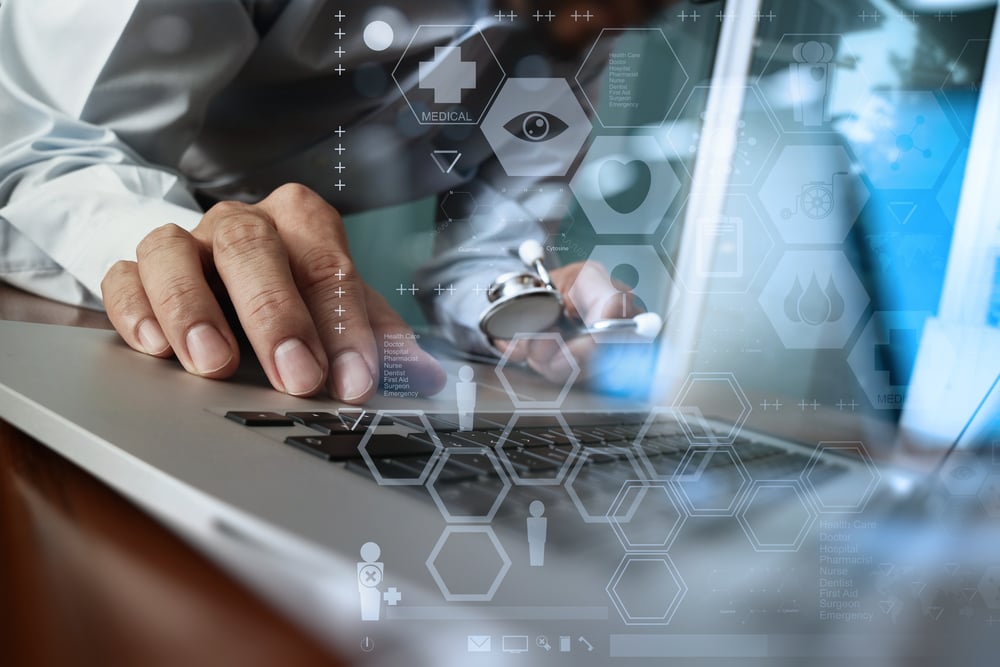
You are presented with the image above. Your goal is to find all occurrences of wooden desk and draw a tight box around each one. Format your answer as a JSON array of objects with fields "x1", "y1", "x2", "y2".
[{"x1": 0, "y1": 284, "x2": 343, "y2": 666}]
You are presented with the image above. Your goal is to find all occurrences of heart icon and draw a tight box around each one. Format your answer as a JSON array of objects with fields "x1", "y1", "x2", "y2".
[
  {"x1": 811, "y1": 66, "x2": 826, "y2": 81},
  {"x1": 598, "y1": 159, "x2": 651, "y2": 215}
]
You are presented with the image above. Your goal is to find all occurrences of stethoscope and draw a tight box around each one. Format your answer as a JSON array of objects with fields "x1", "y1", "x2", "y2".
[{"x1": 479, "y1": 240, "x2": 663, "y2": 342}]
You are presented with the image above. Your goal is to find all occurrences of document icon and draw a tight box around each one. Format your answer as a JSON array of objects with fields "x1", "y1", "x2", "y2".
[{"x1": 467, "y1": 635, "x2": 492, "y2": 653}]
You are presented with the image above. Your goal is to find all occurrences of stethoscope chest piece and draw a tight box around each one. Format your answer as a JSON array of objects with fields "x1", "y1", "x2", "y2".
[{"x1": 479, "y1": 271, "x2": 564, "y2": 341}]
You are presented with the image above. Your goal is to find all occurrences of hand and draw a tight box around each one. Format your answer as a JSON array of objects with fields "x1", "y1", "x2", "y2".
[
  {"x1": 101, "y1": 184, "x2": 446, "y2": 402},
  {"x1": 493, "y1": 260, "x2": 645, "y2": 384}
]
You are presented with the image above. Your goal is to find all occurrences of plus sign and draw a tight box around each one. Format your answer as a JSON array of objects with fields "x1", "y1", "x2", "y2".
[
  {"x1": 677, "y1": 10, "x2": 690, "y2": 21},
  {"x1": 335, "y1": 28, "x2": 345, "y2": 39},
  {"x1": 756, "y1": 10, "x2": 777, "y2": 22},
  {"x1": 901, "y1": 10, "x2": 918, "y2": 22},
  {"x1": 859, "y1": 9, "x2": 880, "y2": 22},
  {"x1": 716, "y1": 10, "x2": 732, "y2": 21},
  {"x1": 334, "y1": 180, "x2": 346, "y2": 191},
  {"x1": 810, "y1": 400, "x2": 820, "y2": 410},
  {"x1": 848, "y1": 400, "x2": 858, "y2": 411},
  {"x1": 836, "y1": 400, "x2": 846, "y2": 411},
  {"x1": 334, "y1": 10, "x2": 346, "y2": 21},
  {"x1": 334, "y1": 64, "x2": 345, "y2": 76},
  {"x1": 419, "y1": 46, "x2": 476, "y2": 104},
  {"x1": 760, "y1": 400, "x2": 770, "y2": 411},
  {"x1": 335, "y1": 305, "x2": 346, "y2": 316},
  {"x1": 383, "y1": 587, "x2": 402, "y2": 606},
  {"x1": 435, "y1": 284, "x2": 456, "y2": 296},
  {"x1": 335, "y1": 269, "x2": 346, "y2": 280},
  {"x1": 335, "y1": 126, "x2": 346, "y2": 137},
  {"x1": 335, "y1": 323, "x2": 346, "y2": 334},
  {"x1": 334, "y1": 46, "x2": 345, "y2": 58},
  {"x1": 334, "y1": 286, "x2": 346, "y2": 297},
  {"x1": 334, "y1": 162, "x2": 345, "y2": 173},
  {"x1": 875, "y1": 328, "x2": 919, "y2": 386},
  {"x1": 473, "y1": 284, "x2": 488, "y2": 296},
  {"x1": 773, "y1": 400, "x2": 783, "y2": 411},
  {"x1": 690, "y1": 10, "x2": 700, "y2": 21},
  {"x1": 335, "y1": 143, "x2": 346, "y2": 155},
  {"x1": 534, "y1": 10, "x2": 555, "y2": 21},
  {"x1": 798, "y1": 400, "x2": 808, "y2": 411},
  {"x1": 397, "y1": 283, "x2": 419, "y2": 295}
]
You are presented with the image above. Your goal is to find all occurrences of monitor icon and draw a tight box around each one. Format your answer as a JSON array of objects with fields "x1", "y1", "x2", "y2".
[{"x1": 501, "y1": 635, "x2": 529, "y2": 653}]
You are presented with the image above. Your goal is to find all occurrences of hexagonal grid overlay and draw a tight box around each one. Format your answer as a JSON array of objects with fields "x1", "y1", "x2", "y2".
[
  {"x1": 495, "y1": 411, "x2": 581, "y2": 486},
  {"x1": 844, "y1": 90, "x2": 961, "y2": 190},
  {"x1": 631, "y1": 407, "x2": 696, "y2": 480},
  {"x1": 565, "y1": 245, "x2": 674, "y2": 344},
  {"x1": 565, "y1": 446, "x2": 648, "y2": 524},
  {"x1": 737, "y1": 481, "x2": 816, "y2": 552},
  {"x1": 427, "y1": 447, "x2": 511, "y2": 523},
  {"x1": 758, "y1": 250, "x2": 870, "y2": 350},
  {"x1": 607, "y1": 480, "x2": 686, "y2": 550},
  {"x1": 978, "y1": 474, "x2": 1000, "y2": 518},
  {"x1": 942, "y1": 39, "x2": 989, "y2": 138},
  {"x1": 847, "y1": 311, "x2": 931, "y2": 410},
  {"x1": 665, "y1": 193, "x2": 776, "y2": 295},
  {"x1": 607, "y1": 554, "x2": 687, "y2": 625},
  {"x1": 759, "y1": 145, "x2": 870, "y2": 245},
  {"x1": 570, "y1": 135, "x2": 681, "y2": 235},
  {"x1": 480, "y1": 78, "x2": 591, "y2": 178},
  {"x1": 754, "y1": 34, "x2": 871, "y2": 134},
  {"x1": 495, "y1": 333, "x2": 579, "y2": 408},
  {"x1": 673, "y1": 445, "x2": 750, "y2": 517},
  {"x1": 358, "y1": 410, "x2": 442, "y2": 486},
  {"x1": 577, "y1": 28, "x2": 688, "y2": 129},
  {"x1": 672, "y1": 372, "x2": 752, "y2": 445},
  {"x1": 801, "y1": 442, "x2": 881, "y2": 514},
  {"x1": 667, "y1": 85, "x2": 780, "y2": 187},
  {"x1": 426, "y1": 526, "x2": 511, "y2": 602},
  {"x1": 939, "y1": 453, "x2": 989, "y2": 497},
  {"x1": 392, "y1": 25, "x2": 505, "y2": 125}
]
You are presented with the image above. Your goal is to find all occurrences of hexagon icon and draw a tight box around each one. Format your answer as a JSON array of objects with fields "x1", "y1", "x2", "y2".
[
  {"x1": 802, "y1": 442, "x2": 881, "y2": 513},
  {"x1": 977, "y1": 566, "x2": 1000, "y2": 609},
  {"x1": 759, "y1": 145, "x2": 869, "y2": 245},
  {"x1": 565, "y1": 446, "x2": 647, "y2": 524},
  {"x1": 667, "y1": 85, "x2": 780, "y2": 187},
  {"x1": 754, "y1": 34, "x2": 871, "y2": 134},
  {"x1": 426, "y1": 526, "x2": 511, "y2": 602},
  {"x1": 495, "y1": 333, "x2": 579, "y2": 408},
  {"x1": 631, "y1": 407, "x2": 694, "y2": 480},
  {"x1": 939, "y1": 453, "x2": 988, "y2": 497},
  {"x1": 392, "y1": 25, "x2": 505, "y2": 125},
  {"x1": 570, "y1": 135, "x2": 681, "y2": 235},
  {"x1": 607, "y1": 554, "x2": 687, "y2": 625},
  {"x1": 977, "y1": 474, "x2": 1000, "y2": 518},
  {"x1": 439, "y1": 190, "x2": 477, "y2": 222},
  {"x1": 758, "y1": 250, "x2": 870, "y2": 350},
  {"x1": 480, "y1": 77, "x2": 591, "y2": 177},
  {"x1": 495, "y1": 411, "x2": 580, "y2": 486},
  {"x1": 565, "y1": 244, "x2": 673, "y2": 344},
  {"x1": 665, "y1": 193, "x2": 776, "y2": 295},
  {"x1": 673, "y1": 445, "x2": 750, "y2": 517},
  {"x1": 577, "y1": 28, "x2": 688, "y2": 129},
  {"x1": 737, "y1": 481, "x2": 816, "y2": 552},
  {"x1": 847, "y1": 311, "x2": 930, "y2": 410},
  {"x1": 844, "y1": 90, "x2": 961, "y2": 190},
  {"x1": 358, "y1": 410, "x2": 442, "y2": 486},
  {"x1": 427, "y1": 448, "x2": 510, "y2": 523},
  {"x1": 607, "y1": 480, "x2": 686, "y2": 550},
  {"x1": 672, "y1": 372, "x2": 752, "y2": 445}
]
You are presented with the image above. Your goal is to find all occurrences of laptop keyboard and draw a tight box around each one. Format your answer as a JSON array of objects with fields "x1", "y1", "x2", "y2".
[{"x1": 224, "y1": 409, "x2": 847, "y2": 519}]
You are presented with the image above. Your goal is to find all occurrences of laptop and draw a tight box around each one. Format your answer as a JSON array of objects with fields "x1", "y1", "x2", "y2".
[{"x1": 2, "y1": 1, "x2": 999, "y2": 664}]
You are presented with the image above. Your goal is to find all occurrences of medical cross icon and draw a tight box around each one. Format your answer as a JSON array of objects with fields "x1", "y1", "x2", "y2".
[{"x1": 419, "y1": 46, "x2": 476, "y2": 104}]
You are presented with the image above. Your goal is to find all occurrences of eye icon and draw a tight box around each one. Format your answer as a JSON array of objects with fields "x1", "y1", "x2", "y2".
[{"x1": 503, "y1": 111, "x2": 568, "y2": 143}]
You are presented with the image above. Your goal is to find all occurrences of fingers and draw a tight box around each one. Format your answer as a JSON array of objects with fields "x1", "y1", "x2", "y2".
[
  {"x1": 201, "y1": 198, "x2": 329, "y2": 397},
  {"x1": 101, "y1": 260, "x2": 172, "y2": 358},
  {"x1": 133, "y1": 224, "x2": 241, "y2": 378},
  {"x1": 556, "y1": 261, "x2": 642, "y2": 325},
  {"x1": 255, "y1": 184, "x2": 377, "y2": 403},
  {"x1": 364, "y1": 285, "x2": 446, "y2": 396}
]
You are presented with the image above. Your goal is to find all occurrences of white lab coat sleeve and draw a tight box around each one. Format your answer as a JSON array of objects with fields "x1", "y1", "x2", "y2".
[{"x1": 0, "y1": 0, "x2": 256, "y2": 307}]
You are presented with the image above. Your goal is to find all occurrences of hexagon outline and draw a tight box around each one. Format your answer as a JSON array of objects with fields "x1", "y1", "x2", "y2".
[
  {"x1": 426, "y1": 447, "x2": 511, "y2": 523},
  {"x1": 672, "y1": 444, "x2": 750, "y2": 517},
  {"x1": 565, "y1": 446, "x2": 648, "y2": 524},
  {"x1": 663, "y1": 192, "x2": 777, "y2": 295},
  {"x1": 667, "y1": 85, "x2": 781, "y2": 187},
  {"x1": 480, "y1": 77, "x2": 592, "y2": 178},
  {"x1": 439, "y1": 190, "x2": 478, "y2": 222},
  {"x1": 391, "y1": 25, "x2": 506, "y2": 126},
  {"x1": 630, "y1": 406, "x2": 693, "y2": 481},
  {"x1": 672, "y1": 372, "x2": 752, "y2": 445},
  {"x1": 358, "y1": 410, "x2": 441, "y2": 486},
  {"x1": 576, "y1": 28, "x2": 689, "y2": 129},
  {"x1": 494, "y1": 410, "x2": 581, "y2": 486},
  {"x1": 606, "y1": 553, "x2": 687, "y2": 625},
  {"x1": 495, "y1": 333, "x2": 579, "y2": 408},
  {"x1": 801, "y1": 441, "x2": 881, "y2": 514},
  {"x1": 939, "y1": 453, "x2": 989, "y2": 497},
  {"x1": 977, "y1": 473, "x2": 1000, "y2": 518},
  {"x1": 569, "y1": 135, "x2": 681, "y2": 235},
  {"x1": 425, "y1": 525, "x2": 511, "y2": 602},
  {"x1": 606, "y1": 480, "x2": 686, "y2": 551},
  {"x1": 736, "y1": 481, "x2": 817, "y2": 552}
]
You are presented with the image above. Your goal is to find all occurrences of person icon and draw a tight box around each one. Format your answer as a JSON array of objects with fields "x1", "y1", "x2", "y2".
[
  {"x1": 526, "y1": 500, "x2": 547, "y2": 567},
  {"x1": 609, "y1": 263, "x2": 648, "y2": 316},
  {"x1": 790, "y1": 40, "x2": 835, "y2": 127},
  {"x1": 357, "y1": 541, "x2": 385, "y2": 621},
  {"x1": 456, "y1": 365, "x2": 477, "y2": 431}
]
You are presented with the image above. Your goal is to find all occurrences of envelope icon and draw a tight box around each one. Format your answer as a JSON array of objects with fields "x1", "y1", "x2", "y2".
[{"x1": 467, "y1": 635, "x2": 492, "y2": 652}]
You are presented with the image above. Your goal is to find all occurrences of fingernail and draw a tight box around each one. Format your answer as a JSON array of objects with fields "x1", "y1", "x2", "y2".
[
  {"x1": 332, "y1": 351, "x2": 374, "y2": 402},
  {"x1": 186, "y1": 324, "x2": 233, "y2": 375},
  {"x1": 274, "y1": 338, "x2": 325, "y2": 396},
  {"x1": 137, "y1": 318, "x2": 169, "y2": 355}
]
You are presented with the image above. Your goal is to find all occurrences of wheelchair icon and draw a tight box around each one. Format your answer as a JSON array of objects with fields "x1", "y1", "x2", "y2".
[{"x1": 782, "y1": 171, "x2": 849, "y2": 220}]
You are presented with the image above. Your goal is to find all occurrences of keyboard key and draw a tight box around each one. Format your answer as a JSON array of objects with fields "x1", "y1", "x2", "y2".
[
  {"x1": 226, "y1": 411, "x2": 294, "y2": 426},
  {"x1": 284, "y1": 434, "x2": 364, "y2": 461},
  {"x1": 285, "y1": 411, "x2": 339, "y2": 423}
]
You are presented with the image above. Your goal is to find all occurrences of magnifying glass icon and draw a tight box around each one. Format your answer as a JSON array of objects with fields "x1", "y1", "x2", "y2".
[{"x1": 537, "y1": 635, "x2": 552, "y2": 651}]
